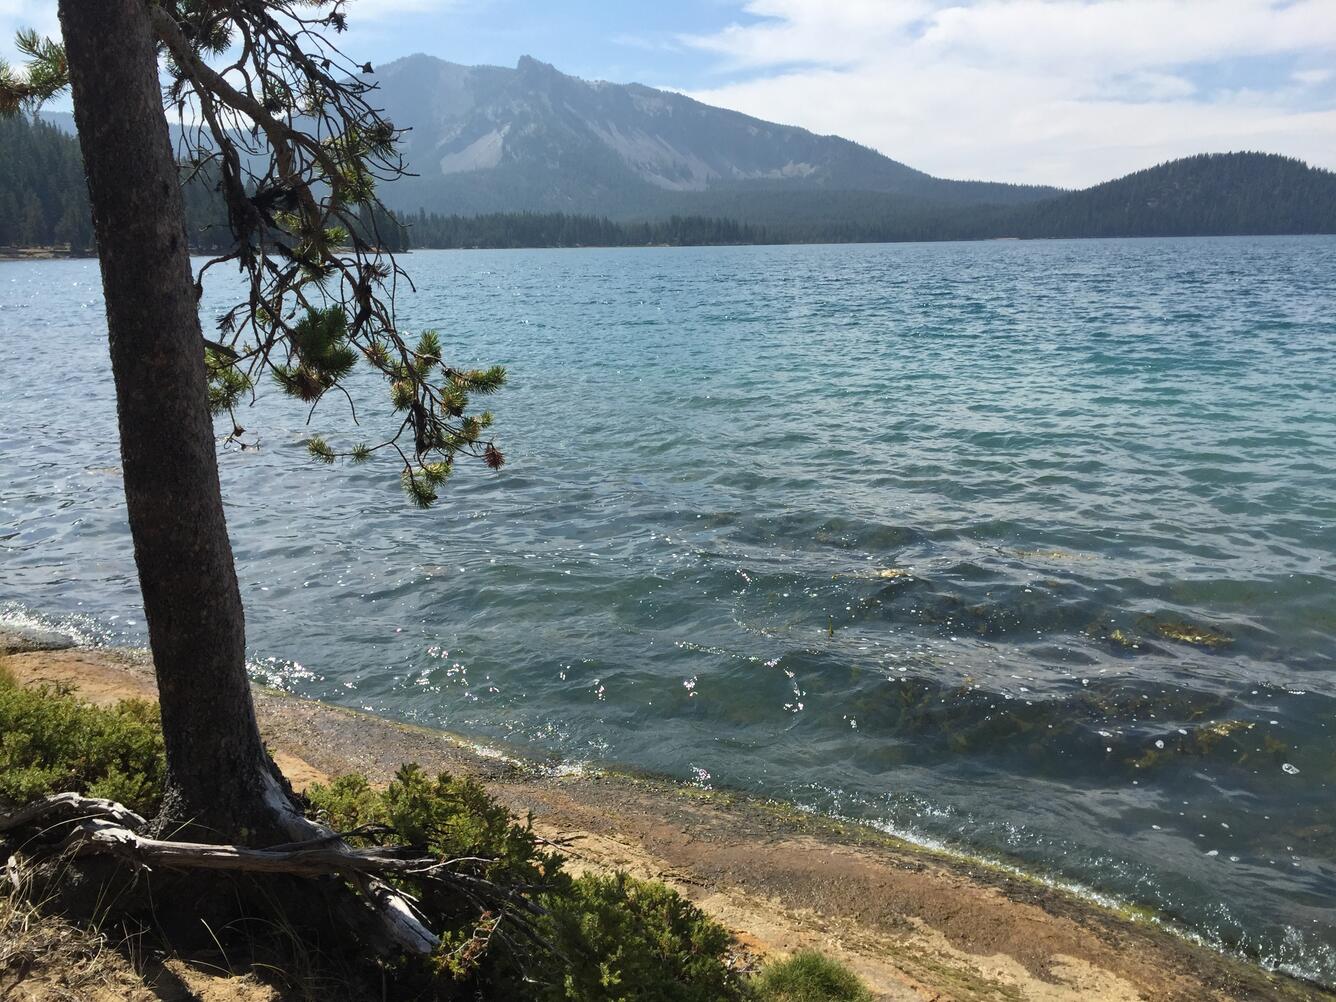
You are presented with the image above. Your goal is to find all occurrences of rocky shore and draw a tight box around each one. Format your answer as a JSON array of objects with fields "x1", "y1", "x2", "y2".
[{"x1": 1, "y1": 626, "x2": 1326, "y2": 1002}]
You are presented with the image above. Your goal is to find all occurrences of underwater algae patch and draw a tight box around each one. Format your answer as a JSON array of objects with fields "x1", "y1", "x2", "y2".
[
  {"x1": 1126, "y1": 718, "x2": 1259, "y2": 770},
  {"x1": 873, "y1": 567, "x2": 914, "y2": 580},
  {"x1": 1140, "y1": 614, "x2": 1234, "y2": 649},
  {"x1": 1084, "y1": 615, "x2": 1234, "y2": 653}
]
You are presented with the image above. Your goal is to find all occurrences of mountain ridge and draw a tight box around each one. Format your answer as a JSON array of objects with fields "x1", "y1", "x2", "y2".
[
  {"x1": 10, "y1": 57, "x2": 1335, "y2": 248},
  {"x1": 369, "y1": 53, "x2": 1059, "y2": 218}
]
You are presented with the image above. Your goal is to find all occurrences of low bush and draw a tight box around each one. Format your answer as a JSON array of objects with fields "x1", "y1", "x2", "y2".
[
  {"x1": 0, "y1": 666, "x2": 164, "y2": 814},
  {"x1": 539, "y1": 871, "x2": 746, "y2": 1002},
  {"x1": 749, "y1": 950, "x2": 872, "y2": 1002},
  {"x1": 307, "y1": 770, "x2": 746, "y2": 1000},
  {"x1": 309, "y1": 767, "x2": 566, "y2": 992}
]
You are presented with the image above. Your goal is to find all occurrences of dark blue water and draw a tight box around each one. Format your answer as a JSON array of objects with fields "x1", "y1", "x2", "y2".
[{"x1": 2, "y1": 237, "x2": 1335, "y2": 982}]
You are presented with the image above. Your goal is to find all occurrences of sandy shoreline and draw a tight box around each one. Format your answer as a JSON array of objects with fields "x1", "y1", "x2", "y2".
[{"x1": 1, "y1": 625, "x2": 1326, "y2": 1001}]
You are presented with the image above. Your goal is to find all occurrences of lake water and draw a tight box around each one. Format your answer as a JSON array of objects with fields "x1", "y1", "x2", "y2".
[{"x1": 2, "y1": 237, "x2": 1335, "y2": 984}]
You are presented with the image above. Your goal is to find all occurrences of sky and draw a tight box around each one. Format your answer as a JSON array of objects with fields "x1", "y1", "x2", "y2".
[{"x1": 3, "y1": 0, "x2": 1334, "y2": 188}]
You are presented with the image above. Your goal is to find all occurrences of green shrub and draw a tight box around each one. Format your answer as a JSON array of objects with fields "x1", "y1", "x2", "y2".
[
  {"x1": 310, "y1": 773, "x2": 747, "y2": 1001},
  {"x1": 538, "y1": 871, "x2": 746, "y2": 1002},
  {"x1": 309, "y1": 766, "x2": 565, "y2": 989},
  {"x1": 0, "y1": 668, "x2": 165, "y2": 815},
  {"x1": 749, "y1": 951, "x2": 872, "y2": 1002},
  {"x1": 309, "y1": 764, "x2": 561, "y2": 888}
]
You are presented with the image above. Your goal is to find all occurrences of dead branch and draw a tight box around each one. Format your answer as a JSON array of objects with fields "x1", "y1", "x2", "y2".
[
  {"x1": 0, "y1": 794, "x2": 148, "y2": 836},
  {"x1": 61, "y1": 822, "x2": 439, "y2": 878}
]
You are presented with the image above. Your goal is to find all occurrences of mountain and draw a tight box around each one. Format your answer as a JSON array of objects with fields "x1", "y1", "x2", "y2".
[
  {"x1": 362, "y1": 56, "x2": 1335, "y2": 236},
  {"x1": 368, "y1": 54, "x2": 1057, "y2": 218},
  {"x1": 8, "y1": 65, "x2": 1335, "y2": 250}
]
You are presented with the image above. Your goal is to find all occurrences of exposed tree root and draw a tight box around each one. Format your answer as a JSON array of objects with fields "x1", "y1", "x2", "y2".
[{"x1": 1, "y1": 792, "x2": 458, "y2": 960}]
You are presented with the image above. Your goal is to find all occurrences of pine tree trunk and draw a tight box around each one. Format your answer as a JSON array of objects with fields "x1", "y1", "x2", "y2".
[{"x1": 58, "y1": 0, "x2": 288, "y2": 840}]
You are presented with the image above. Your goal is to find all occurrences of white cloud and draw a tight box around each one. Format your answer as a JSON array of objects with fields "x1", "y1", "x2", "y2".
[
  {"x1": 680, "y1": 0, "x2": 1336, "y2": 187},
  {"x1": 1293, "y1": 67, "x2": 1334, "y2": 86}
]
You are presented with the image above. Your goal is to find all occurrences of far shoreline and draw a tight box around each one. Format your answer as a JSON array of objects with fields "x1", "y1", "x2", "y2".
[{"x1": 3, "y1": 231, "x2": 1333, "y2": 263}]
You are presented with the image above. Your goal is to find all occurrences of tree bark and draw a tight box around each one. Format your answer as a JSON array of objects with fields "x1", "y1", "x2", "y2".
[{"x1": 58, "y1": 0, "x2": 284, "y2": 840}]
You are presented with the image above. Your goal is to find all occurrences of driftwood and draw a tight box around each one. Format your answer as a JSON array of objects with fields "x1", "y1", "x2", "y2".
[{"x1": 0, "y1": 792, "x2": 549, "y2": 959}]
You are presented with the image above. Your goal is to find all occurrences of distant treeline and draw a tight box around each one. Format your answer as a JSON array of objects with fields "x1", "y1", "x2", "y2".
[
  {"x1": 395, "y1": 154, "x2": 1336, "y2": 248},
  {"x1": 396, "y1": 209, "x2": 765, "y2": 248},
  {"x1": 980, "y1": 153, "x2": 1336, "y2": 239},
  {"x1": 4, "y1": 111, "x2": 1333, "y2": 253},
  {"x1": 1, "y1": 115, "x2": 407, "y2": 255},
  {"x1": 0, "y1": 115, "x2": 93, "y2": 251},
  {"x1": 0, "y1": 114, "x2": 230, "y2": 253}
]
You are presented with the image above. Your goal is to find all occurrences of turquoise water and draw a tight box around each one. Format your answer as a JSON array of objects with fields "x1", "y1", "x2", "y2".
[{"x1": 2, "y1": 237, "x2": 1335, "y2": 982}]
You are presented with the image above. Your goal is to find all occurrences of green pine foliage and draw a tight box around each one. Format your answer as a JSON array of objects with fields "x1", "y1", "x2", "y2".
[
  {"x1": 205, "y1": 347, "x2": 254, "y2": 414},
  {"x1": 309, "y1": 766, "x2": 556, "y2": 896},
  {"x1": 309, "y1": 767, "x2": 566, "y2": 986},
  {"x1": 305, "y1": 435, "x2": 336, "y2": 464},
  {"x1": 0, "y1": 29, "x2": 68, "y2": 118},
  {"x1": 0, "y1": 678, "x2": 744, "y2": 999},
  {"x1": 273, "y1": 306, "x2": 359, "y2": 401},
  {"x1": 0, "y1": 667, "x2": 165, "y2": 815},
  {"x1": 749, "y1": 951, "x2": 872, "y2": 1002},
  {"x1": 307, "y1": 769, "x2": 747, "y2": 999},
  {"x1": 234, "y1": 300, "x2": 508, "y2": 506}
]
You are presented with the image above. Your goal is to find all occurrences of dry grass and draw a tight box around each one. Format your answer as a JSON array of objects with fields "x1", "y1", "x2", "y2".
[
  {"x1": 0, "y1": 863, "x2": 290, "y2": 1002},
  {"x1": 0, "y1": 880, "x2": 153, "y2": 1001}
]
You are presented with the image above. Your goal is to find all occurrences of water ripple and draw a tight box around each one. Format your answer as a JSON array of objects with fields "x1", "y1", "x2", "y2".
[{"x1": 2, "y1": 237, "x2": 1335, "y2": 983}]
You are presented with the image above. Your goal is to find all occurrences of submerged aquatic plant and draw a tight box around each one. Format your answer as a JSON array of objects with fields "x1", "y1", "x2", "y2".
[
  {"x1": 874, "y1": 567, "x2": 913, "y2": 580},
  {"x1": 1141, "y1": 615, "x2": 1233, "y2": 649}
]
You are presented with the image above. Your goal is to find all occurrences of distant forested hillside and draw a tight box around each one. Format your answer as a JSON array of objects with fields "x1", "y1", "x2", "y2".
[
  {"x1": 1, "y1": 114, "x2": 230, "y2": 252},
  {"x1": 398, "y1": 153, "x2": 1336, "y2": 248},
  {"x1": 986, "y1": 153, "x2": 1336, "y2": 238},
  {"x1": 3, "y1": 113, "x2": 1333, "y2": 254},
  {"x1": 400, "y1": 210, "x2": 764, "y2": 248},
  {"x1": 627, "y1": 153, "x2": 1336, "y2": 244},
  {"x1": 3, "y1": 115, "x2": 398, "y2": 254},
  {"x1": 0, "y1": 115, "x2": 93, "y2": 251}
]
